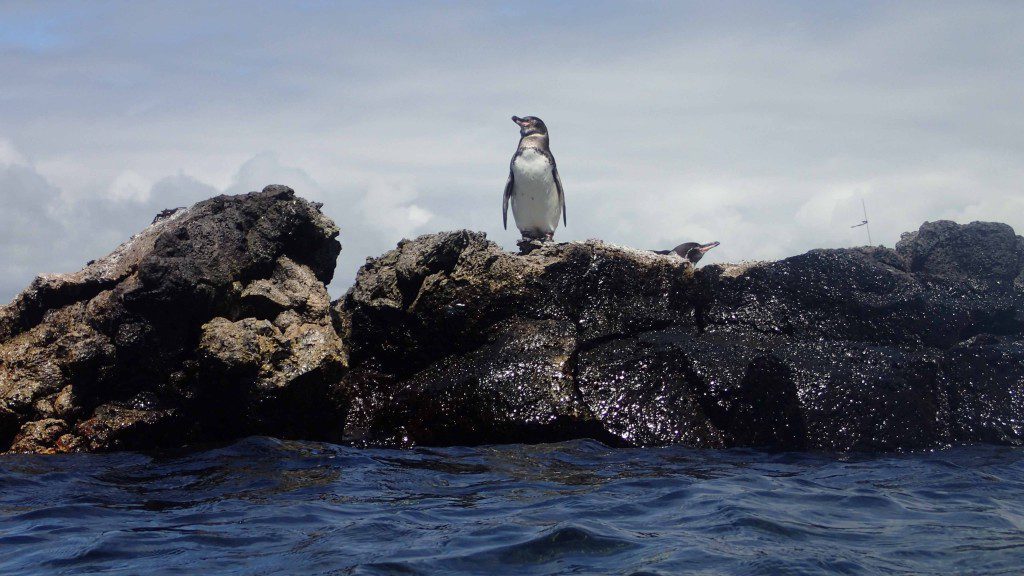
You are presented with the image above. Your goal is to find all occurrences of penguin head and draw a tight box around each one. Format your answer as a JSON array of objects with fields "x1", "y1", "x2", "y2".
[
  {"x1": 674, "y1": 241, "x2": 720, "y2": 263},
  {"x1": 512, "y1": 116, "x2": 548, "y2": 137}
]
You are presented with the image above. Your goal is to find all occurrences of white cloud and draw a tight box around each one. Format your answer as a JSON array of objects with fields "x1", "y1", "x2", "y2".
[
  {"x1": 359, "y1": 179, "x2": 434, "y2": 239},
  {"x1": 0, "y1": 139, "x2": 28, "y2": 168},
  {"x1": 107, "y1": 170, "x2": 152, "y2": 202},
  {"x1": 0, "y1": 2, "x2": 1022, "y2": 301},
  {"x1": 224, "y1": 152, "x2": 326, "y2": 201},
  {"x1": 0, "y1": 142, "x2": 69, "y2": 299}
]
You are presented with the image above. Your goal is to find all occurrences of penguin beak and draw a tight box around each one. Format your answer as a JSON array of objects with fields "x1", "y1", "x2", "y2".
[
  {"x1": 512, "y1": 116, "x2": 527, "y2": 126},
  {"x1": 697, "y1": 241, "x2": 720, "y2": 253}
]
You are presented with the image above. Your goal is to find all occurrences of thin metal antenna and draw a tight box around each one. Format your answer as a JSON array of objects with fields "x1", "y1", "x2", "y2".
[{"x1": 850, "y1": 198, "x2": 872, "y2": 245}]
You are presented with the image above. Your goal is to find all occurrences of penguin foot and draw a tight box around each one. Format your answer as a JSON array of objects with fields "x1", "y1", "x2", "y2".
[{"x1": 517, "y1": 238, "x2": 544, "y2": 255}]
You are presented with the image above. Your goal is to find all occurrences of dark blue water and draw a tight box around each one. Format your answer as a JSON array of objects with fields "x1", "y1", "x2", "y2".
[{"x1": 2, "y1": 439, "x2": 1023, "y2": 575}]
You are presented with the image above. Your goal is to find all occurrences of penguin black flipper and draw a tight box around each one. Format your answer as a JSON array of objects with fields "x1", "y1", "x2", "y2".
[
  {"x1": 502, "y1": 159, "x2": 515, "y2": 230},
  {"x1": 542, "y1": 148, "x2": 566, "y2": 226},
  {"x1": 553, "y1": 164, "x2": 567, "y2": 226}
]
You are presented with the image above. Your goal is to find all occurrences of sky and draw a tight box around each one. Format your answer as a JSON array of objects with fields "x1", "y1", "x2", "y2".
[{"x1": 1, "y1": 1, "x2": 1022, "y2": 301}]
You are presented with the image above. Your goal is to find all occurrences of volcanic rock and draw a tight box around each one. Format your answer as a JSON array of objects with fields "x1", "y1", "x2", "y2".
[
  {"x1": 0, "y1": 185, "x2": 346, "y2": 453},
  {"x1": 338, "y1": 220, "x2": 1024, "y2": 451},
  {"x1": 5, "y1": 184, "x2": 1024, "y2": 455}
]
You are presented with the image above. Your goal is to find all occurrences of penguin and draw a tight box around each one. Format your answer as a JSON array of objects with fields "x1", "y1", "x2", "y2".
[
  {"x1": 654, "y1": 241, "x2": 720, "y2": 264},
  {"x1": 502, "y1": 116, "x2": 566, "y2": 242}
]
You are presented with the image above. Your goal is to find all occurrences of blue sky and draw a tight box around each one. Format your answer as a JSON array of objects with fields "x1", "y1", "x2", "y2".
[{"x1": 1, "y1": 1, "x2": 1023, "y2": 300}]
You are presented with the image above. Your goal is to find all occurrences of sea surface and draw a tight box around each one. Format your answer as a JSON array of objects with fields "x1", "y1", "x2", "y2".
[{"x1": 1, "y1": 438, "x2": 1023, "y2": 575}]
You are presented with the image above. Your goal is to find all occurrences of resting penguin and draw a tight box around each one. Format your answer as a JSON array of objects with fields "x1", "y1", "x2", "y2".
[
  {"x1": 502, "y1": 115, "x2": 566, "y2": 242},
  {"x1": 655, "y1": 241, "x2": 720, "y2": 264}
]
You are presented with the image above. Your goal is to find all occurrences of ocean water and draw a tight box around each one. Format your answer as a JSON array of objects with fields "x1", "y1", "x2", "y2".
[{"x1": 1, "y1": 438, "x2": 1023, "y2": 575}]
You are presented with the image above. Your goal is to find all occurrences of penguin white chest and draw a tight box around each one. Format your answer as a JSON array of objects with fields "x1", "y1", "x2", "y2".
[{"x1": 510, "y1": 149, "x2": 561, "y2": 236}]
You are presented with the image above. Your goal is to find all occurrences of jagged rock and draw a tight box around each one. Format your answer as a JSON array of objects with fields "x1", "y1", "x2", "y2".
[
  {"x1": 339, "y1": 220, "x2": 1024, "y2": 451},
  {"x1": 5, "y1": 184, "x2": 1024, "y2": 456},
  {"x1": 337, "y1": 231, "x2": 697, "y2": 446},
  {"x1": 0, "y1": 185, "x2": 346, "y2": 453},
  {"x1": 361, "y1": 318, "x2": 608, "y2": 447},
  {"x1": 74, "y1": 404, "x2": 182, "y2": 452},
  {"x1": 8, "y1": 418, "x2": 74, "y2": 454},
  {"x1": 772, "y1": 341, "x2": 946, "y2": 451},
  {"x1": 896, "y1": 220, "x2": 1022, "y2": 281},
  {"x1": 575, "y1": 327, "x2": 726, "y2": 448},
  {"x1": 940, "y1": 336, "x2": 1024, "y2": 445}
]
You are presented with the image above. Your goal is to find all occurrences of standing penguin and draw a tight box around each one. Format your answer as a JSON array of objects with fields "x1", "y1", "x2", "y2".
[{"x1": 502, "y1": 116, "x2": 566, "y2": 242}]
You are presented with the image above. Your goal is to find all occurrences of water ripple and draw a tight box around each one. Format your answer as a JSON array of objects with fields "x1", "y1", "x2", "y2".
[{"x1": 1, "y1": 438, "x2": 1023, "y2": 574}]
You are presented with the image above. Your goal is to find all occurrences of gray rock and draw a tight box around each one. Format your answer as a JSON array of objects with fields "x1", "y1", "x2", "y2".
[
  {"x1": 0, "y1": 185, "x2": 346, "y2": 453},
  {"x1": 896, "y1": 220, "x2": 1023, "y2": 281}
]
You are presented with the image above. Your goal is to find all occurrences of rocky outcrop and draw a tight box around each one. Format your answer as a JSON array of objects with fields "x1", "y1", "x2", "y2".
[
  {"x1": 4, "y1": 181, "x2": 1022, "y2": 455},
  {"x1": 0, "y1": 185, "x2": 346, "y2": 453},
  {"x1": 335, "y1": 232, "x2": 700, "y2": 447},
  {"x1": 337, "y1": 221, "x2": 1024, "y2": 451}
]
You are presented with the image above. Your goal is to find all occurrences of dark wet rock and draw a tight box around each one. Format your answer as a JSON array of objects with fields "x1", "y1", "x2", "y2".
[
  {"x1": 6, "y1": 194, "x2": 1024, "y2": 454},
  {"x1": 337, "y1": 232, "x2": 696, "y2": 447},
  {"x1": 721, "y1": 354, "x2": 806, "y2": 449},
  {"x1": 773, "y1": 341, "x2": 946, "y2": 452},
  {"x1": 0, "y1": 185, "x2": 346, "y2": 453},
  {"x1": 896, "y1": 220, "x2": 1022, "y2": 281},
  {"x1": 575, "y1": 327, "x2": 726, "y2": 448},
  {"x1": 694, "y1": 247, "x2": 924, "y2": 344},
  {"x1": 339, "y1": 220, "x2": 1024, "y2": 451},
  {"x1": 362, "y1": 318, "x2": 613, "y2": 447},
  {"x1": 74, "y1": 403, "x2": 183, "y2": 452},
  {"x1": 940, "y1": 336, "x2": 1024, "y2": 446},
  {"x1": 339, "y1": 231, "x2": 692, "y2": 373}
]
